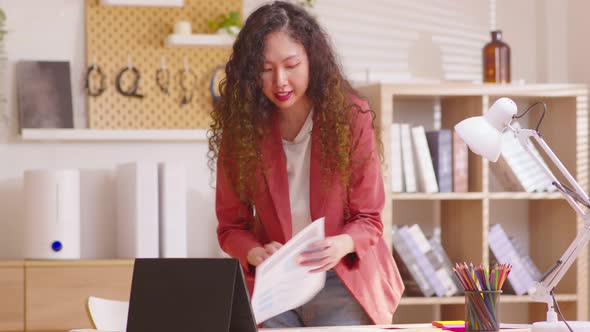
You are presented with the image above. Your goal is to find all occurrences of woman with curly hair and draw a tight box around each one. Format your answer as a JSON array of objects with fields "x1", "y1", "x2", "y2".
[{"x1": 209, "y1": 1, "x2": 403, "y2": 327}]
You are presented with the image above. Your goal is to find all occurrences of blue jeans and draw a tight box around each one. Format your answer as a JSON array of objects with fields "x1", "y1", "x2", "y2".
[{"x1": 261, "y1": 270, "x2": 373, "y2": 327}]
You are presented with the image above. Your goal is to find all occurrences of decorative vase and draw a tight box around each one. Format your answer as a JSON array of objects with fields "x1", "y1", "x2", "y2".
[{"x1": 482, "y1": 30, "x2": 510, "y2": 83}]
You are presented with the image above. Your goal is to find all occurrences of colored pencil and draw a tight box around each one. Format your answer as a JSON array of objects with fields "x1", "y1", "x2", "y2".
[{"x1": 453, "y1": 263, "x2": 511, "y2": 331}]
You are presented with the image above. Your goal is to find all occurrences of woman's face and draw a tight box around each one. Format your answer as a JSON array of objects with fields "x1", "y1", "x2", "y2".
[{"x1": 260, "y1": 30, "x2": 311, "y2": 114}]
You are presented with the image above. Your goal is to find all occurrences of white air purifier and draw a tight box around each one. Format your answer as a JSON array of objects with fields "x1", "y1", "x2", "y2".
[{"x1": 24, "y1": 169, "x2": 81, "y2": 259}]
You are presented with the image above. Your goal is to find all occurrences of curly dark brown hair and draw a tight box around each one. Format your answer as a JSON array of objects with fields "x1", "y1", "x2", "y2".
[{"x1": 208, "y1": 1, "x2": 377, "y2": 203}]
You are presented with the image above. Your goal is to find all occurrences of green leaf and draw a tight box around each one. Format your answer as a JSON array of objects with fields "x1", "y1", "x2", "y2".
[{"x1": 229, "y1": 11, "x2": 239, "y2": 23}]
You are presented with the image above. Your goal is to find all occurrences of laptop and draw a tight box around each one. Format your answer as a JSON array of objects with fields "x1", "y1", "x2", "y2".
[{"x1": 125, "y1": 258, "x2": 258, "y2": 332}]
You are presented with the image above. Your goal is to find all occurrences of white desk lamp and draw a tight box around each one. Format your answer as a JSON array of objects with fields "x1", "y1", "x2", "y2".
[{"x1": 455, "y1": 97, "x2": 590, "y2": 332}]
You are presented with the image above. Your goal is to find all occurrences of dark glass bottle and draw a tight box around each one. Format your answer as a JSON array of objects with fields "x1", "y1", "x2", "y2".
[{"x1": 482, "y1": 30, "x2": 511, "y2": 83}]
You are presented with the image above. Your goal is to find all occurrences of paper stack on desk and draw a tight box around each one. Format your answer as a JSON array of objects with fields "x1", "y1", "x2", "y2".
[{"x1": 251, "y1": 218, "x2": 326, "y2": 324}]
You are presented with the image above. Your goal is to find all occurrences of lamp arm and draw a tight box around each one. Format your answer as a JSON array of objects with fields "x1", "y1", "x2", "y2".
[{"x1": 512, "y1": 127, "x2": 590, "y2": 308}]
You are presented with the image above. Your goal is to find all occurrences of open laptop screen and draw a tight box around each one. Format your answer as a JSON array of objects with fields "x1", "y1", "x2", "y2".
[{"x1": 126, "y1": 258, "x2": 257, "y2": 332}]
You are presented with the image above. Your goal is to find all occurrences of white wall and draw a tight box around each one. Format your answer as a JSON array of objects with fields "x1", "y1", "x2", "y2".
[
  {"x1": 496, "y1": 0, "x2": 538, "y2": 83},
  {"x1": 534, "y1": 0, "x2": 568, "y2": 83},
  {"x1": 0, "y1": 0, "x2": 87, "y2": 133},
  {"x1": 566, "y1": 0, "x2": 590, "y2": 84},
  {"x1": 0, "y1": 0, "x2": 218, "y2": 259},
  {"x1": 245, "y1": 0, "x2": 539, "y2": 84}
]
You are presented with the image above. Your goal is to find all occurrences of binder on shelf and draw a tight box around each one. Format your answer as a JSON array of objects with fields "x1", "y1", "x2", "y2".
[
  {"x1": 492, "y1": 155, "x2": 526, "y2": 191},
  {"x1": 426, "y1": 129, "x2": 453, "y2": 192},
  {"x1": 491, "y1": 122, "x2": 556, "y2": 192},
  {"x1": 511, "y1": 237, "x2": 542, "y2": 282},
  {"x1": 400, "y1": 124, "x2": 417, "y2": 192},
  {"x1": 404, "y1": 224, "x2": 457, "y2": 297},
  {"x1": 452, "y1": 131, "x2": 469, "y2": 192},
  {"x1": 411, "y1": 126, "x2": 438, "y2": 193},
  {"x1": 158, "y1": 162, "x2": 188, "y2": 258},
  {"x1": 488, "y1": 224, "x2": 538, "y2": 295},
  {"x1": 116, "y1": 162, "x2": 159, "y2": 258},
  {"x1": 392, "y1": 226, "x2": 435, "y2": 297},
  {"x1": 391, "y1": 123, "x2": 404, "y2": 192},
  {"x1": 429, "y1": 238, "x2": 462, "y2": 294}
]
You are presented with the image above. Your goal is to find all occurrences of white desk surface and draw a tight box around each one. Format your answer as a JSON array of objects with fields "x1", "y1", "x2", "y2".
[
  {"x1": 260, "y1": 323, "x2": 531, "y2": 331},
  {"x1": 69, "y1": 323, "x2": 531, "y2": 332}
]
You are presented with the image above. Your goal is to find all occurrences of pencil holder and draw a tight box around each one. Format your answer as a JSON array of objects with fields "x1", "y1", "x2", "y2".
[{"x1": 464, "y1": 290, "x2": 501, "y2": 331}]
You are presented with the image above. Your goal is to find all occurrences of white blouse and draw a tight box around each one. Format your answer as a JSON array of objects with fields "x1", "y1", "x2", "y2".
[{"x1": 282, "y1": 109, "x2": 313, "y2": 237}]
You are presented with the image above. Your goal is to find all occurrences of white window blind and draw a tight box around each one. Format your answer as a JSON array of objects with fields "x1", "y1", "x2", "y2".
[{"x1": 243, "y1": 0, "x2": 490, "y2": 83}]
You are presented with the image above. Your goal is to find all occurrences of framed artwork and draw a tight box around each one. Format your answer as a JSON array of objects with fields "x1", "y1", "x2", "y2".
[{"x1": 16, "y1": 61, "x2": 73, "y2": 129}]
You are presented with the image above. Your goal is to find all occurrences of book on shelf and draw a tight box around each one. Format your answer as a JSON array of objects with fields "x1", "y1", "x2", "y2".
[
  {"x1": 158, "y1": 162, "x2": 188, "y2": 258},
  {"x1": 392, "y1": 248, "x2": 424, "y2": 297},
  {"x1": 491, "y1": 121, "x2": 556, "y2": 192},
  {"x1": 452, "y1": 131, "x2": 469, "y2": 192},
  {"x1": 405, "y1": 224, "x2": 458, "y2": 297},
  {"x1": 392, "y1": 225, "x2": 435, "y2": 297},
  {"x1": 401, "y1": 225, "x2": 443, "y2": 296},
  {"x1": 400, "y1": 124, "x2": 417, "y2": 193},
  {"x1": 492, "y1": 154, "x2": 526, "y2": 191},
  {"x1": 426, "y1": 129, "x2": 453, "y2": 192},
  {"x1": 429, "y1": 237, "x2": 462, "y2": 295},
  {"x1": 391, "y1": 123, "x2": 404, "y2": 192},
  {"x1": 510, "y1": 235, "x2": 543, "y2": 282},
  {"x1": 411, "y1": 126, "x2": 438, "y2": 193},
  {"x1": 488, "y1": 224, "x2": 539, "y2": 295}
]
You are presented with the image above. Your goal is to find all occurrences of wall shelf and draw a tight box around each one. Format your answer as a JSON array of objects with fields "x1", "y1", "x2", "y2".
[
  {"x1": 20, "y1": 128, "x2": 208, "y2": 142},
  {"x1": 165, "y1": 33, "x2": 233, "y2": 48},
  {"x1": 100, "y1": 0, "x2": 184, "y2": 7}
]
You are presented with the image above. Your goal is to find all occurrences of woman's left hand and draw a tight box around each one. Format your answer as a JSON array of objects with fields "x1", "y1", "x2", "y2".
[{"x1": 297, "y1": 234, "x2": 354, "y2": 273}]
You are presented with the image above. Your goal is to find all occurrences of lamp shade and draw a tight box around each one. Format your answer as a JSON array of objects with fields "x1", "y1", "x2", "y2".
[{"x1": 454, "y1": 97, "x2": 517, "y2": 162}]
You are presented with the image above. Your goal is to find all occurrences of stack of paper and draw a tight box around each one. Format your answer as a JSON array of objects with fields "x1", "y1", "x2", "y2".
[{"x1": 252, "y1": 218, "x2": 326, "y2": 324}]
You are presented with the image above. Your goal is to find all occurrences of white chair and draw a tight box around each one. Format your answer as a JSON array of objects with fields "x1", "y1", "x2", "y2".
[{"x1": 86, "y1": 296, "x2": 129, "y2": 332}]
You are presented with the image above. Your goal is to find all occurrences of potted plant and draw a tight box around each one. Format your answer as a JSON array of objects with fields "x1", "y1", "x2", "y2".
[
  {"x1": 207, "y1": 2, "x2": 313, "y2": 38},
  {"x1": 295, "y1": 0, "x2": 314, "y2": 8},
  {"x1": 208, "y1": 11, "x2": 242, "y2": 37}
]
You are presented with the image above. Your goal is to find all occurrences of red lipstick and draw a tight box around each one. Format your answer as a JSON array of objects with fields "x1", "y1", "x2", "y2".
[{"x1": 274, "y1": 91, "x2": 292, "y2": 102}]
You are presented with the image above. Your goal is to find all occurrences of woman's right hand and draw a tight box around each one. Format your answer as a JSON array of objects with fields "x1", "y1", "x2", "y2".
[{"x1": 247, "y1": 241, "x2": 283, "y2": 266}]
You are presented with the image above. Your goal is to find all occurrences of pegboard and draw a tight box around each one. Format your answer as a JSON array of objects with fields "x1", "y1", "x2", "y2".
[{"x1": 85, "y1": 0, "x2": 240, "y2": 129}]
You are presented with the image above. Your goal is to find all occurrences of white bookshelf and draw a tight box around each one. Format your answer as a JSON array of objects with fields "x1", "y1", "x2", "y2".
[
  {"x1": 164, "y1": 34, "x2": 234, "y2": 48},
  {"x1": 20, "y1": 128, "x2": 207, "y2": 142},
  {"x1": 357, "y1": 83, "x2": 589, "y2": 324}
]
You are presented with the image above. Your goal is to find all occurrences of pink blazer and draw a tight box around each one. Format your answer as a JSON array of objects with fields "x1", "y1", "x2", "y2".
[{"x1": 216, "y1": 98, "x2": 404, "y2": 324}]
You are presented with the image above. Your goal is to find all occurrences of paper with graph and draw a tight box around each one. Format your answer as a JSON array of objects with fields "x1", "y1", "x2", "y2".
[{"x1": 251, "y1": 218, "x2": 326, "y2": 324}]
